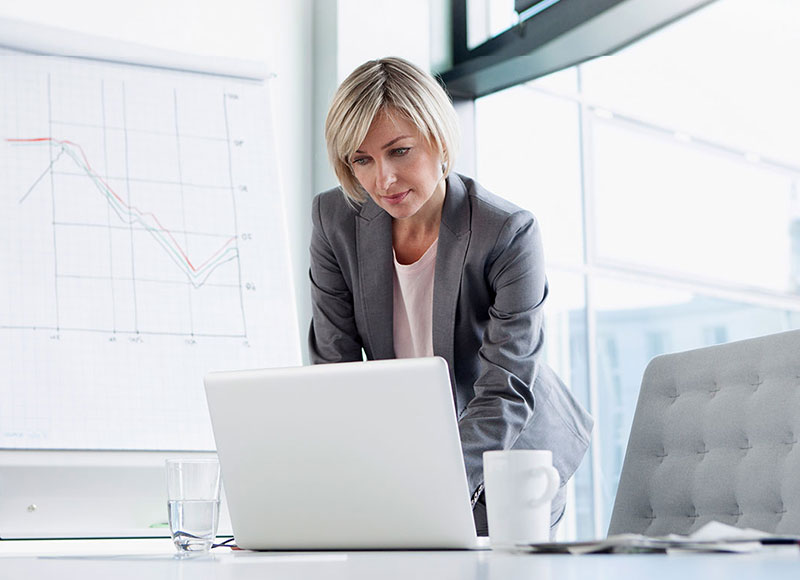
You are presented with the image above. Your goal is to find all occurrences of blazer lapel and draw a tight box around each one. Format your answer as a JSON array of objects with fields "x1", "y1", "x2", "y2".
[
  {"x1": 433, "y1": 174, "x2": 471, "y2": 381},
  {"x1": 356, "y1": 197, "x2": 395, "y2": 359}
]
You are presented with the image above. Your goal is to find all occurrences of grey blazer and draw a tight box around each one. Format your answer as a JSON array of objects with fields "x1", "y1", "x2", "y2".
[{"x1": 308, "y1": 173, "x2": 592, "y2": 498}]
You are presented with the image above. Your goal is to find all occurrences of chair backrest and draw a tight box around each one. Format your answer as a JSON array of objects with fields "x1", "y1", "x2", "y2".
[{"x1": 608, "y1": 329, "x2": 800, "y2": 537}]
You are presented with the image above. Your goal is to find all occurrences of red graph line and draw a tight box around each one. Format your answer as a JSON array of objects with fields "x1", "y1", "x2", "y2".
[{"x1": 7, "y1": 137, "x2": 237, "y2": 274}]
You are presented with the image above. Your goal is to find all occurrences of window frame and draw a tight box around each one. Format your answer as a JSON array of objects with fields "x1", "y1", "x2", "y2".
[{"x1": 443, "y1": 0, "x2": 717, "y2": 99}]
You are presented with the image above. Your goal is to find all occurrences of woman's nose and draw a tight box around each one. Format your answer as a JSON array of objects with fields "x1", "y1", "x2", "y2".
[{"x1": 376, "y1": 161, "x2": 397, "y2": 192}]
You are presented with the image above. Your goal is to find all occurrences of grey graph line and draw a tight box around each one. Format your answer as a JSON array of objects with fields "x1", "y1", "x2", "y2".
[{"x1": 17, "y1": 146, "x2": 66, "y2": 204}]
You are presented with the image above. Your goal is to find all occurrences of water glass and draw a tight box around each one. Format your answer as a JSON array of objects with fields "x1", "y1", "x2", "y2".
[{"x1": 165, "y1": 458, "x2": 221, "y2": 553}]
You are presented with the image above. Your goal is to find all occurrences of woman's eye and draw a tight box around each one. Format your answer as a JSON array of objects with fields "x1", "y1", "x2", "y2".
[
  {"x1": 393, "y1": 147, "x2": 410, "y2": 156},
  {"x1": 351, "y1": 157, "x2": 368, "y2": 166}
]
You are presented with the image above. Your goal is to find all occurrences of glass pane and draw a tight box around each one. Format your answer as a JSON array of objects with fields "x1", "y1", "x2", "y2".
[
  {"x1": 542, "y1": 269, "x2": 593, "y2": 539},
  {"x1": 475, "y1": 84, "x2": 584, "y2": 265},
  {"x1": 526, "y1": 66, "x2": 578, "y2": 96},
  {"x1": 470, "y1": 0, "x2": 800, "y2": 542},
  {"x1": 592, "y1": 276, "x2": 800, "y2": 532},
  {"x1": 466, "y1": 0, "x2": 563, "y2": 50},
  {"x1": 591, "y1": 118, "x2": 797, "y2": 294},
  {"x1": 467, "y1": 0, "x2": 516, "y2": 50},
  {"x1": 580, "y1": 0, "x2": 800, "y2": 168}
]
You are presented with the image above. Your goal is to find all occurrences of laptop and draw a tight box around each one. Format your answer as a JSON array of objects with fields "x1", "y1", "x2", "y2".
[{"x1": 204, "y1": 356, "x2": 485, "y2": 550}]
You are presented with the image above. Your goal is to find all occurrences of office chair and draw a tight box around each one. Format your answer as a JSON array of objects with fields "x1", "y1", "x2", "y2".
[{"x1": 608, "y1": 329, "x2": 800, "y2": 537}]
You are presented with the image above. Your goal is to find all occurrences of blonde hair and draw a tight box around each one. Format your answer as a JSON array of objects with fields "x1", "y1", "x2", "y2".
[{"x1": 325, "y1": 57, "x2": 460, "y2": 204}]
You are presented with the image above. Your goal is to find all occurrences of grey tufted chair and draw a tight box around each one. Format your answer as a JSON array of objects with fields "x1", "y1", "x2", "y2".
[{"x1": 608, "y1": 329, "x2": 800, "y2": 537}]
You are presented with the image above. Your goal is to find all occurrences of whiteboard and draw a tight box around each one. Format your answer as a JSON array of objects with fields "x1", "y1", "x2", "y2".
[{"x1": 0, "y1": 27, "x2": 301, "y2": 451}]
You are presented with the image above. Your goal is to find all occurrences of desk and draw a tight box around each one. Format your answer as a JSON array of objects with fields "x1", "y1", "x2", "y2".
[{"x1": 1, "y1": 540, "x2": 799, "y2": 579}]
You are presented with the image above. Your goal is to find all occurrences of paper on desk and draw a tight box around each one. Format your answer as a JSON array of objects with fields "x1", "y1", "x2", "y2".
[{"x1": 518, "y1": 521, "x2": 800, "y2": 554}]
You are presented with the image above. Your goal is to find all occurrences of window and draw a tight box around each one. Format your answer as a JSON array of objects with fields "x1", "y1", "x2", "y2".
[
  {"x1": 474, "y1": 0, "x2": 800, "y2": 538},
  {"x1": 465, "y1": 0, "x2": 561, "y2": 49},
  {"x1": 645, "y1": 331, "x2": 668, "y2": 360},
  {"x1": 703, "y1": 325, "x2": 728, "y2": 346}
]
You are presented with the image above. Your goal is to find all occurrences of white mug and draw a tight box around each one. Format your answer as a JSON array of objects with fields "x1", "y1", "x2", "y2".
[{"x1": 483, "y1": 449, "x2": 560, "y2": 548}]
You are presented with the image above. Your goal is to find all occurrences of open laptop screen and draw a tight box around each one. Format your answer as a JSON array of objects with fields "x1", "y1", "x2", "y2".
[{"x1": 204, "y1": 356, "x2": 479, "y2": 550}]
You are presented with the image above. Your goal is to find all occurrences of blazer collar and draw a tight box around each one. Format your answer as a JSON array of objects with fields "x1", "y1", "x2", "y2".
[
  {"x1": 432, "y1": 174, "x2": 471, "y2": 386},
  {"x1": 356, "y1": 197, "x2": 394, "y2": 359},
  {"x1": 440, "y1": 173, "x2": 471, "y2": 237}
]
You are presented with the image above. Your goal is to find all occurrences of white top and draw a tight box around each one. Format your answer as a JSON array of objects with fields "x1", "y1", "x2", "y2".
[
  {"x1": 1, "y1": 540, "x2": 798, "y2": 578},
  {"x1": 392, "y1": 239, "x2": 438, "y2": 358}
]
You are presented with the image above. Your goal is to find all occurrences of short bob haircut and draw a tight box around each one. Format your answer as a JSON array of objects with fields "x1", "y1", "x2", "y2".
[{"x1": 325, "y1": 57, "x2": 460, "y2": 204}]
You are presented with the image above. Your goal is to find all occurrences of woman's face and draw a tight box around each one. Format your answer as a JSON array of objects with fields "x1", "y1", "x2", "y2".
[{"x1": 350, "y1": 109, "x2": 445, "y2": 222}]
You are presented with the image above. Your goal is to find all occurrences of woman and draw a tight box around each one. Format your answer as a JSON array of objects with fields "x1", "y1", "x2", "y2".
[{"x1": 309, "y1": 57, "x2": 592, "y2": 535}]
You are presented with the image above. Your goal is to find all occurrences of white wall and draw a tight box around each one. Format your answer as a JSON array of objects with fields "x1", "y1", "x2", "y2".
[{"x1": 0, "y1": 0, "x2": 314, "y2": 359}]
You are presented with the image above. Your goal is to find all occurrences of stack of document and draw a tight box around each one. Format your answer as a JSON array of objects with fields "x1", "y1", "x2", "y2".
[{"x1": 519, "y1": 522, "x2": 800, "y2": 554}]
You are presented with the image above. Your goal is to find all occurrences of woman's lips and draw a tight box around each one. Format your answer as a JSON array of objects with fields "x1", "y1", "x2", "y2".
[{"x1": 383, "y1": 190, "x2": 410, "y2": 205}]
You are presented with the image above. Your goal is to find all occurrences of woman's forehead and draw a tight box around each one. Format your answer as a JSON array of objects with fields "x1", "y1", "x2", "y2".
[
  {"x1": 371, "y1": 109, "x2": 415, "y2": 134},
  {"x1": 355, "y1": 109, "x2": 423, "y2": 150}
]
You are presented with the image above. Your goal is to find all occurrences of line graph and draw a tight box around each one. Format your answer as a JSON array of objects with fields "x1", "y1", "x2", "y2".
[
  {"x1": 2, "y1": 72, "x2": 252, "y2": 338},
  {"x1": 9, "y1": 137, "x2": 239, "y2": 289},
  {"x1": 0, "y1": 54, "x2": 301, "y2": 451}
]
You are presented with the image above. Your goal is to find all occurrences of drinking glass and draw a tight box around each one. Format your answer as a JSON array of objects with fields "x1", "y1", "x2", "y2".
[{"x1": 165, "y1": 458, "x2": 221, "y2": 553}]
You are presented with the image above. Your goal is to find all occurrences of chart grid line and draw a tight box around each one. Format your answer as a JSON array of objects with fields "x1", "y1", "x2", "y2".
[
  {"x1": 121, "y1": 81, "x2": 140, "y2": 334},
  {"x1": 51, "y1": 170, "x2": 233, "y2": 190},
  {"x1": 55, "y1": 272, "x2": 240, "y2": 288},
  {"x1": 50, "y1": 119, "x2": 230, "y2": 142},
  {"x1": 47, "y1": 73, "x2": 61, "y2": 333},
  {"x1": 173, "y1": 88, "x2": 195, "y2": 337},
  {"x1": 0, "y1": 325, "x2": 246, "y2": 339},
  {"x1": 101, "y1": 79, "x2": 119, "y2": 334},
  {"x1": 52, "y1": 221, "x2": 235, "y2": 239},
  {"x1": 224, "y1": 90, "x2": 248, "y2": 337}
]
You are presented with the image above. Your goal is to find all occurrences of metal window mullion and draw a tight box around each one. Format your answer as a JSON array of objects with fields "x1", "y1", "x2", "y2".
[
  {"x1": 524, "y1": 81, "x2": 800, "y2": 181},
  {"x1": 547, "y1": 259, "x2": 800, "y2": 314},
  {"x1": 577, "y1": 64, "x2": 606, "y2": 539}
]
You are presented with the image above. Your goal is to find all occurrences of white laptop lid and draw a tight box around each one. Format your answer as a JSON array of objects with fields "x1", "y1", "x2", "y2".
[{"x1": 204, "y1": 356, "x2": 480, "y2": 550}]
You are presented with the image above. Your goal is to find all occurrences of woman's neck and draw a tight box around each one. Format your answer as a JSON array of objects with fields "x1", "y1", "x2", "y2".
[{"x1": 392, "y1": 183, "x2": 445, "y2": 265}]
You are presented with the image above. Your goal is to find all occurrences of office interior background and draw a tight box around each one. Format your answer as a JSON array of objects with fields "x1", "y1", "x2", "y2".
[{"x1": 1, "y1": 0, "x2": 798, "y2": 541}]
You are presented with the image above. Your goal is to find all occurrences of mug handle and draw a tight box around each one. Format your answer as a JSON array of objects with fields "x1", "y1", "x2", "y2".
[{"x1": 526, "y1": 466, "x2": 560, "y2": 508}]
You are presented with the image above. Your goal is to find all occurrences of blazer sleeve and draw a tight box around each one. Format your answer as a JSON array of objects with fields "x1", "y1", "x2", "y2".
[
  {"x1": 457, "y1": 209, "x2": 548, "y2": 496},
  {"x1": 308, "y1": 193, "x2": 363, "y2": 363}
]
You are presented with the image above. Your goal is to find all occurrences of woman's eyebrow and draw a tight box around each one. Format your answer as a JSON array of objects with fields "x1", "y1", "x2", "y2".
[
  {"x1": 380, "y1": 135, "x2": 413, "y2": 149},
  {"x1": 354, "y1": 135, "x2": 413, "y2": 154}
]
